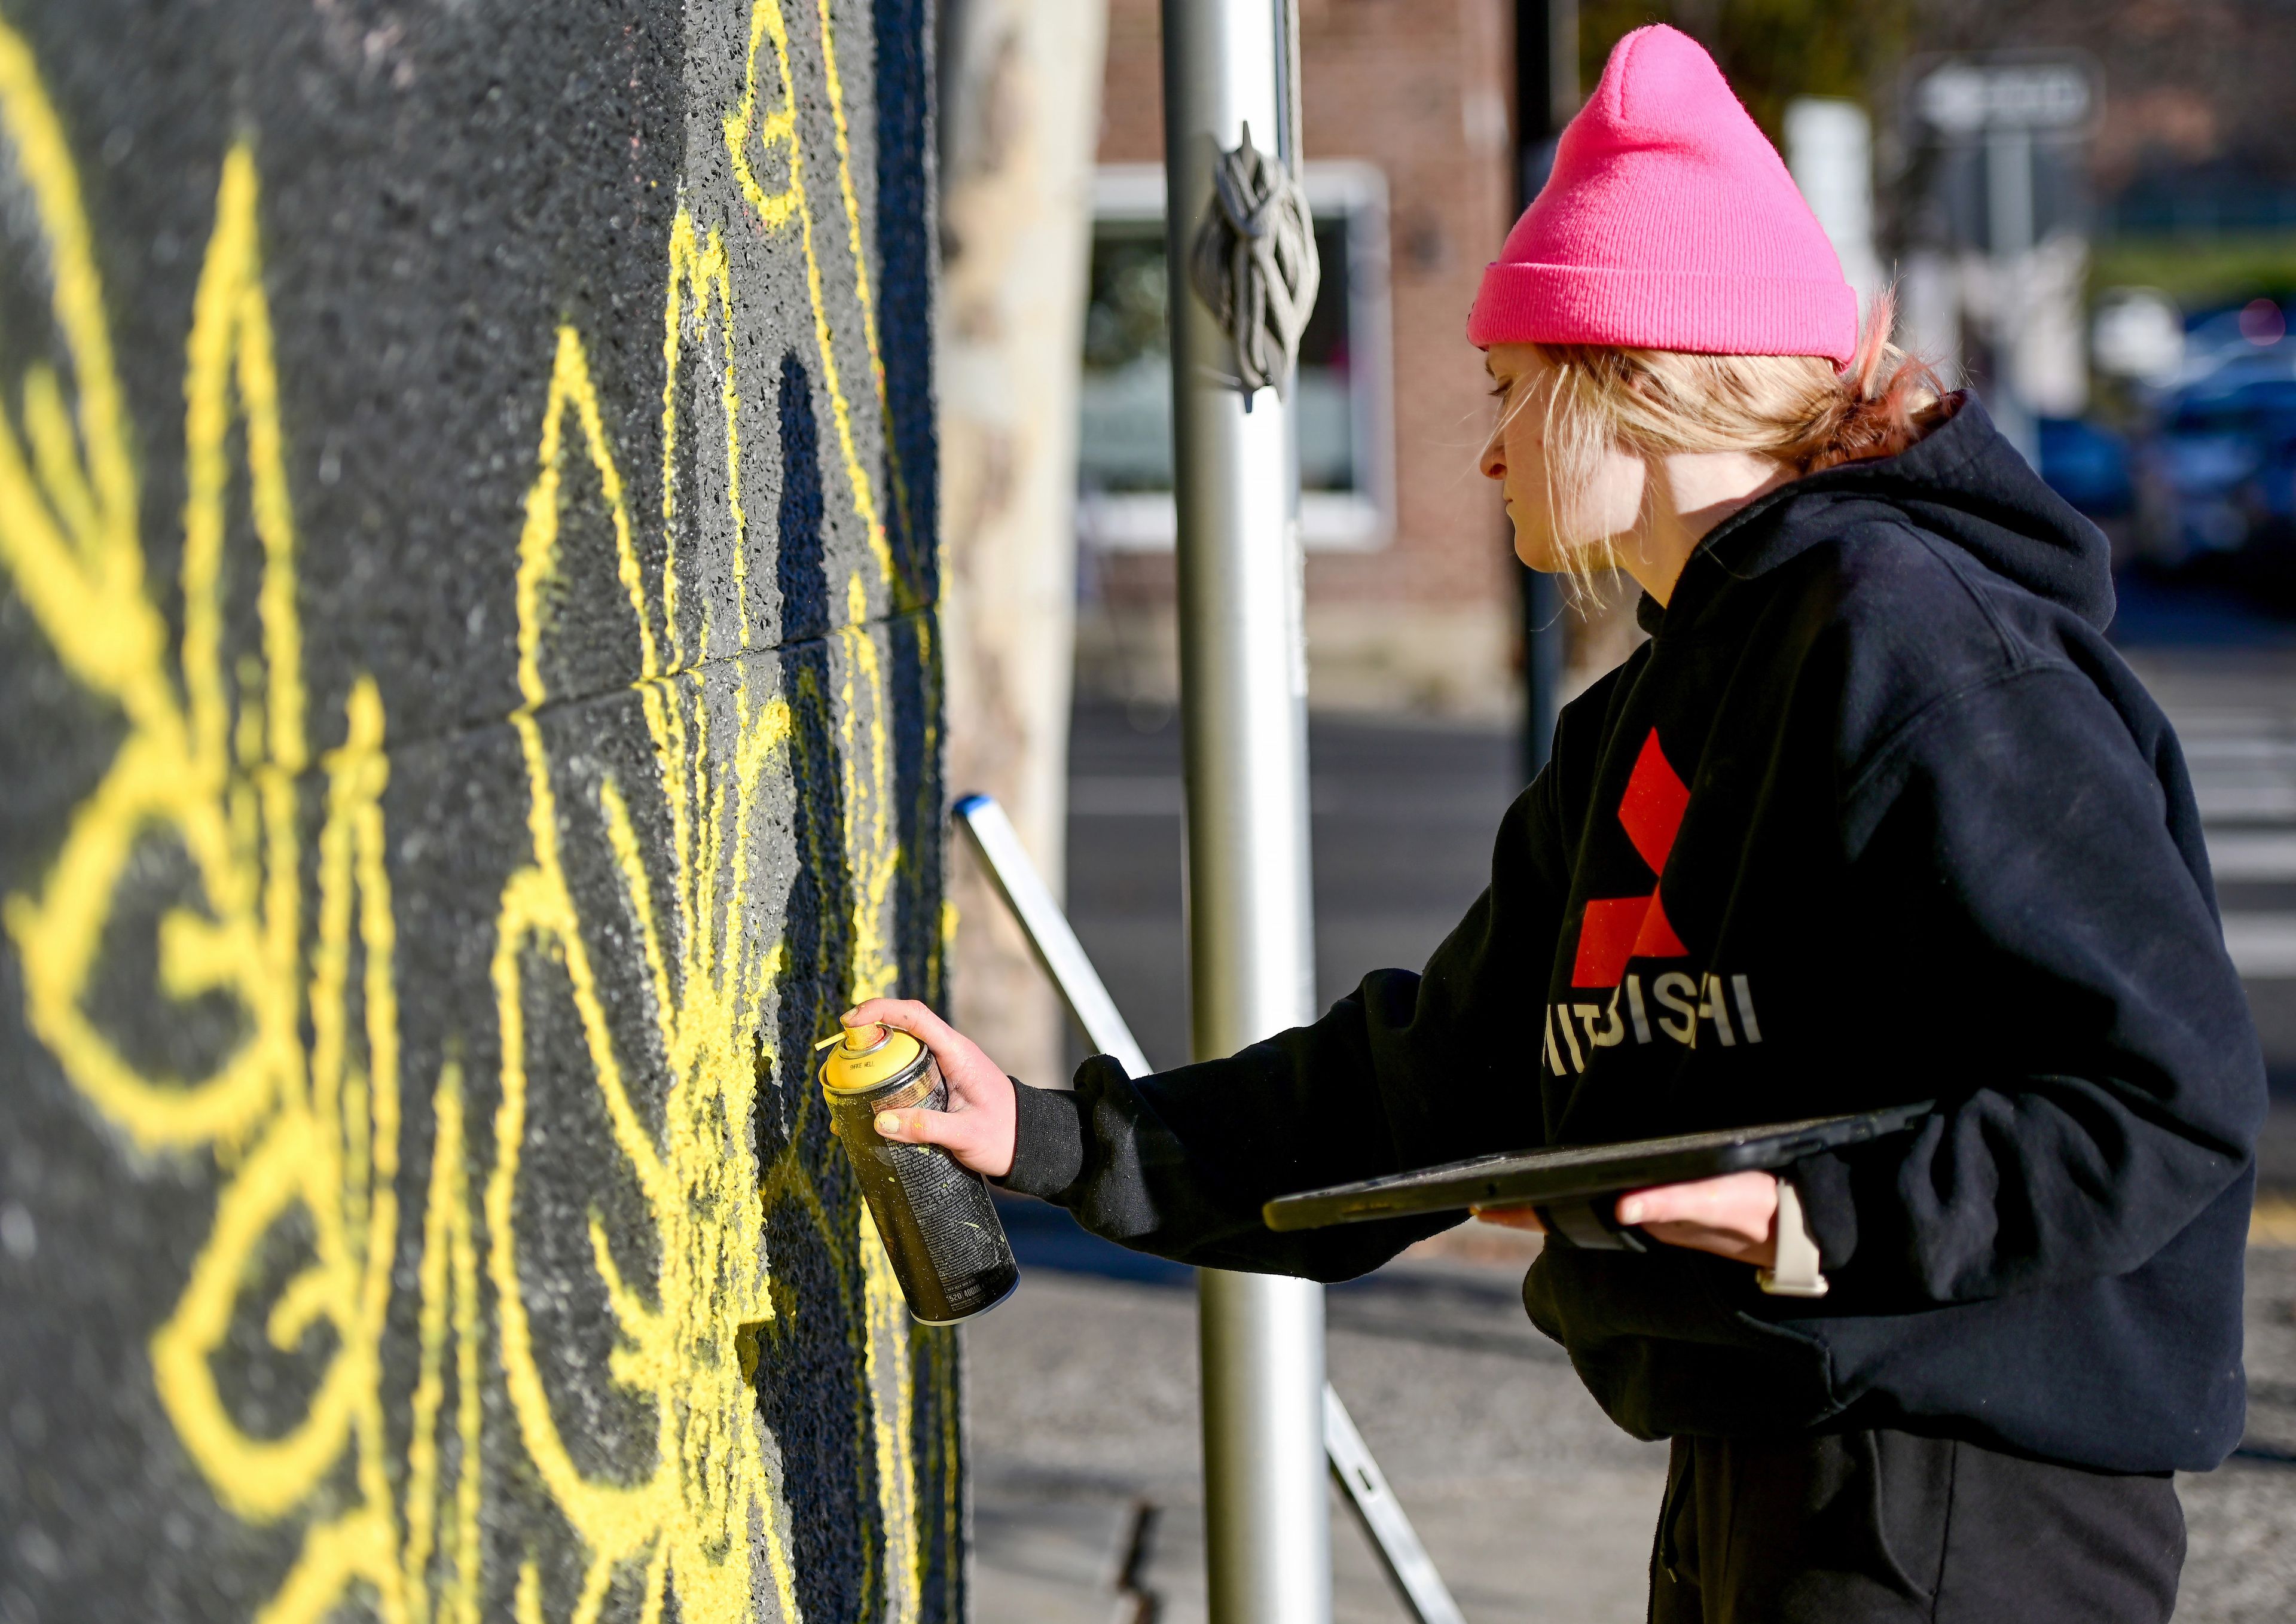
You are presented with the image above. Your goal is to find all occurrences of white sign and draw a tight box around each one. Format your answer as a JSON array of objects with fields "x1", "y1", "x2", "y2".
[
  {"x1": 2092, "y1": 289, "x2": 2185, "y2": 384},
  {"x1": 1784, "y1": 99, "x2": 1885, "y2": 300},
  {"x1": 1915, "y1": 59, "x2": 2095, "y2": 136}
]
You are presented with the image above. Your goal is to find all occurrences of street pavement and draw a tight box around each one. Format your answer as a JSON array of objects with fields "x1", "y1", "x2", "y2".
[
  {"x1": 2122, "y1": 649, "x2": 2296, "y2": 1193},
  {"x1": 964, "y1": 657, "x2": 2296, "y2": 1622},
  {"x1": 970, "y1": 1229, "x2": 2296, "y2": 1623}
]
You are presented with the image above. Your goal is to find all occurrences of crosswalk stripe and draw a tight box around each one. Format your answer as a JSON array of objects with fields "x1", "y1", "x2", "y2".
[
  {"x1": 2222, "y1": 914, "x2": 2296, "y2": 978},
  {"x1": 2206, "y1": 831, "x2": 2296, "y2": 880}
]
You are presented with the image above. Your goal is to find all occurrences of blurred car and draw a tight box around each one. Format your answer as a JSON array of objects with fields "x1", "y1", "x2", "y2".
[
  {"x1": 2038, "y1": 417, "x2": 2135, "y2": 518},
  {"x1": 2246, "y1": 405, "x2": 2296, "y2": 603},
  {"x1": 2131, "y1": 365, "x2": 2296, "y2": 567},
  {"x1": 2173, "y1": 298, "x2": 2292, "y2": 383}
]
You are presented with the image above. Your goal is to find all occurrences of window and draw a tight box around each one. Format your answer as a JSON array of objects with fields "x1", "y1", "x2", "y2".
[{"x1": 1077, "y1": 162, "x2": 1395, "y2": 551}]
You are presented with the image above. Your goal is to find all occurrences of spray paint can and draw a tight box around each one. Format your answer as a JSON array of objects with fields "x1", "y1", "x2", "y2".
[{"x1": 817, "y1": 1023, "x2": 1019, "y2": 1324}]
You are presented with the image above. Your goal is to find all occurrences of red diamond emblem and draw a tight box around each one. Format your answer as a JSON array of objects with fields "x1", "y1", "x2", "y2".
[
  {"x1": 1617, "y1": 728, "x2": 1690, "y2": 875},
  {"x1": 1570, "y1": 729, "x2": 1692, "y2": 988}
]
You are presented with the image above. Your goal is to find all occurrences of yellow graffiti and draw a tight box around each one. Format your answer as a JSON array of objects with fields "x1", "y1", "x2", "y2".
[
  {"x1": 492, "y1": 320, "x2": 801, "y2": 1623},
  {"x1": 488, "y1": 277, "x2": 918, "y2": 1624},
  {"x1": 662, "y1": 212, "x2": 744, "y2": 655},
  {"x1": 490, "y1": 2, "x2": 949, "y2": 1620},
  {"x1": 723, "y1": 0, "x2": 898, "y2": 595},
  {"x1": 0, "y1": 24, "x2": 484, "y2": 1624},
  {"x1": 0, "y1": 1, "x2": 954, "y2": 1618},
  {"x1": 803, "y1": 0, "x2": 918, "y2": 566}
]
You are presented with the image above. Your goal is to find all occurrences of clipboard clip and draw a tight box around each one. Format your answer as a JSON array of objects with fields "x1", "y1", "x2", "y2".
[{"x1": 1532, "y1": 1197, "x2": 1648, "y2": 1253}]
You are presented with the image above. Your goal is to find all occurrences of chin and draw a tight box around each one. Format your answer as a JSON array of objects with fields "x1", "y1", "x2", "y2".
[{"x1": 1512, "y1": 526, "x2": 1562, "y2": 574}]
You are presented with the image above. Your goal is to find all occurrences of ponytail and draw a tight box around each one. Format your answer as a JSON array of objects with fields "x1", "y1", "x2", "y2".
[{"x1": 1794, "y1": 292, "x2": 1950, "y2": 475}]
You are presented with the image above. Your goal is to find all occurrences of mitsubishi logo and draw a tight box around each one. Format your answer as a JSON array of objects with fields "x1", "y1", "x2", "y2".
[{"x1": 1572, "y1": 729, "x2": 1690, "y2": 988}]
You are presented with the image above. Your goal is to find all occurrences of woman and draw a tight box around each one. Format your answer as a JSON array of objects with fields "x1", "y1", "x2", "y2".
[{"x1": 857, "y1": 27, "x2": 2262, "y2": 1623}]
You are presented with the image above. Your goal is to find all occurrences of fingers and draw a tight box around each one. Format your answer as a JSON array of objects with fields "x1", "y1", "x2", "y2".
[
  {"x1": 833, "y1": 1001, "x2": 1017, "y2": 1176},
  {"x1": 1617, "y1": 1172, "x2": 1779, "y2": 1265},
  {"x1": 872, "y1": 1095, "x2": 1013, "y2": 1178},
  {"x1": 844, "y1": 997, "x2": 988, "y2": 1080},
  {"x1": 1636, "y1": 1221, "x2": 1775, "y2": 1268},
  {"x1": 842, "y1": 997, "x2": 1002, "y2": 1097},
  {"x1": 845, "y1": 997, "x2": 958, "y2": 1051},
  {"x1": 874, "y1": 1106, "x2": 963, "y2": 1150},
  {"x1": 1616, "y1": 1186, "x2": 1701, "y2": 1228},
  {"x1": 1470, "y1": 1202, "x2": 1546, "y2": 1234},
  {"x1": 1616, "y1": 1170, "x2": 1776, "y2": 1234}
]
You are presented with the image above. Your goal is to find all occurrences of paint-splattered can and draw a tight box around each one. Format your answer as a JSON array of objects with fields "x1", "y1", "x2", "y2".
[{"x1": 818, "y1": 1023, "x2": 1019, "y2": 1324}]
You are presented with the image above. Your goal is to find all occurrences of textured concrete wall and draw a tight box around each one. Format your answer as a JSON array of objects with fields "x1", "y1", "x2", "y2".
[{"x1": 0, "y1": 3, "x2": 954, "y2": 1622}]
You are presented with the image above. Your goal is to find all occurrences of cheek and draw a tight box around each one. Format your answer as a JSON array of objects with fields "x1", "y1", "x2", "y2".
[
  {"x1": 1504, "y1": 428, "x2": 1562, "y2": 570},
  {"x1": 1502, "y1": 416, "x2": 1546, "y2": 490},
  {"x1": 1500, "y1": 420, "x2": 1554, "y2": 525},
  {"x1": 1579, "y1": 449, "x2": 1647, "y2": 539}
]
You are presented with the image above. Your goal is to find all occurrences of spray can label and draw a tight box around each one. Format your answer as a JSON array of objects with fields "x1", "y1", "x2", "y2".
[{"x1": 817, "y1": 1023, "x2": 1019, "y2": 1324}]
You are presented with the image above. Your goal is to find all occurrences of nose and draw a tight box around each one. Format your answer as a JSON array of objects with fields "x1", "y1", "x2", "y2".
[{"x1": 1479, "y1": 425, "x2": 1506, "y2": 484}]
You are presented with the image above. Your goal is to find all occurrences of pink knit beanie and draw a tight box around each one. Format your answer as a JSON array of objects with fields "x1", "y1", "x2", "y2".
[{"x1": 1467, "y1": 25, "x2": 1858, "y2": 365}]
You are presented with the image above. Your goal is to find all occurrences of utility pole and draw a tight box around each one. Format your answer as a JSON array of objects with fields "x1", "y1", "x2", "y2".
[
  {"x1": 1909, "y1": 54, "x2": 2098, "y2": 469},
  {"x1": 1161, "y1": 2, "x2": 1331, "y2": 1620},
  {"x1": 1514, "y1": 0, "x2": 1576, "y2": 776},
  {"x1": 1981, "y1": 118, "x2": 2038, "y2": 462}
]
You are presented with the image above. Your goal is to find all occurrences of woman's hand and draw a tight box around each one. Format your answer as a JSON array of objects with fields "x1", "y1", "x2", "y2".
[
  {"x1": 1471, "y1": 1171, "x2": 1780, "y2": 1266},
  {"x1": 842, "y1": 999, "x2": 1018, "y2": 1179},
  {"x1": 1620, "y1": 1171, "x2": 1779, "y2": 1265}
]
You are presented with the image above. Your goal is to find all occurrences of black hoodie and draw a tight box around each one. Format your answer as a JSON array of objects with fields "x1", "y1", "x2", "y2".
[{"x1": 999, "y1": 398, "x2": 2266, "y2": 1475}]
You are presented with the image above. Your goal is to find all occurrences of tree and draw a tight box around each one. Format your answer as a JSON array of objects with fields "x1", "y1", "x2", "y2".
[
  {"x1": 1578, "y1": 0, "x2": 1913, "y2": 141},
  {"x1": 938, "y1": 0, "x2": 1110, "y2": 1088}
]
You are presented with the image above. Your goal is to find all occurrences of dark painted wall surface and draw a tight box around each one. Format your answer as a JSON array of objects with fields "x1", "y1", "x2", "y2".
[{"x1": 0, "y1": 1, "x2": 951, "y2": 1620}]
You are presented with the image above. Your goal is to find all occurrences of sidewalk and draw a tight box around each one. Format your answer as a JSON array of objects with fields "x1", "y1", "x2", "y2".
[
  {"x1": 969, "y1": 1220, "x2": 2296, "y2": 1623},
  {"x1": 969, "y1": 1220, "x2": 1665, "y2": 1624}
]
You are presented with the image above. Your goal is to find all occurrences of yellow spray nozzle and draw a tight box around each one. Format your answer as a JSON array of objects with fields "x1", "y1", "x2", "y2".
[
  {"x1": 816, "y1": 1021, "x2": 922, "y2": 1091},
  {"x1": 816, "y1": 1022, "x2": 889, "y2": 1052}
]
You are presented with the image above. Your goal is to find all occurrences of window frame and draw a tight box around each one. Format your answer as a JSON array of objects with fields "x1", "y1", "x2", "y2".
[{"x1": 1079, "y1": 160, "x2": 1396, "y2": 553}]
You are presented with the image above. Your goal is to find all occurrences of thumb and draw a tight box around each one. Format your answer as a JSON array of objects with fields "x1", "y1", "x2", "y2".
[{"x1": 875, "y1": 1105, "x2": 993, "y2": 1170}]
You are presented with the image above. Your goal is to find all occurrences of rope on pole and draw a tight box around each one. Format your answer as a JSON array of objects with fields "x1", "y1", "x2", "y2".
[{"x1": 1186, "y1": 118, "x2": 1319, "y2": 401}]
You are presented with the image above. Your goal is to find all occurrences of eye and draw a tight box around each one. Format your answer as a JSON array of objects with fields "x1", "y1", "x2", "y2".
[{"x1": 1488, "y1": 380, "x2": 1512, "y2": 400}]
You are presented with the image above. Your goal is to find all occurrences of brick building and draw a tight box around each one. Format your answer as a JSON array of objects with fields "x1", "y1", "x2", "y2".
[{"x1": 1076, "y1": 0, "x2": 1521, "y2": 718}]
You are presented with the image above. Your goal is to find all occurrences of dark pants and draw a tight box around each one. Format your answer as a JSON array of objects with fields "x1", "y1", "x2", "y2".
[{"x1": 1648, "y1": 1429, "x2": 2185, "y2": 1624}]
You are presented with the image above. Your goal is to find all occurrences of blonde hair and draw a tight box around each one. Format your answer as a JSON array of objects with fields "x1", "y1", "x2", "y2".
[{"x1": 1511, "y1": 294, "x2": 1947, "y2": 593}]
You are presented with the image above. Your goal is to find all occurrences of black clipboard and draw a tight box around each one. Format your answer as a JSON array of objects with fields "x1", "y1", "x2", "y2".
[{"x1": 1262, "y1": 1103, "x2": 1932, "y2": 1251}]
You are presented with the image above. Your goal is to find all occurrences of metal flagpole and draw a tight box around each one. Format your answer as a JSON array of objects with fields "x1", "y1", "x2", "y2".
[{"x1": 1161, "y1": 2, "x2": 1330, "y2": 1620}]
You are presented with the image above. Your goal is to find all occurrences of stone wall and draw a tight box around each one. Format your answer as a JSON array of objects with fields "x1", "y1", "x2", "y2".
[{"x1": 0, "y1": 2, "x2": 955, "y2": 1620}]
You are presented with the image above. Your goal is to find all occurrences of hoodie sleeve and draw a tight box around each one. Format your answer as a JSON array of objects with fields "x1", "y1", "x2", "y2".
[
  {"x1": 995, "y1": 769, "x2": 1572, "y2": 1283},
  {"x1": 1790, "y1": 664, "x2": 2266, "y2": 1304}
]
